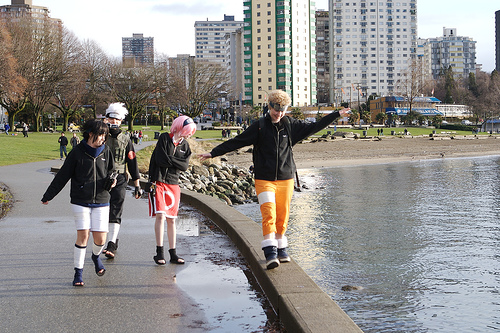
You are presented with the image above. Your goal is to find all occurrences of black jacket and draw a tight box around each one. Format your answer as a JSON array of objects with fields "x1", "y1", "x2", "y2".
[
  {"x1": 58, "y1": 136, "x2": 68, "y2": 146},
  {"x1": 41, "y1": 142, "x2": 115, "y2": 204},
  {"x1": 148, "y1": 132, "x2": 191, "y2": 185},
  {"x1": 210, "y1": 111, "x2": 341, "y2": 181}
]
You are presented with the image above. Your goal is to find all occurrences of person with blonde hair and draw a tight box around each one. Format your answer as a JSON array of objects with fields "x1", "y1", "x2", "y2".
[
  {"x1": 148, "y1": 115, "x2": 197, "y2": 265},
  {"x1": 199, "y1": 90, "x2": 350, "y2": 269}
]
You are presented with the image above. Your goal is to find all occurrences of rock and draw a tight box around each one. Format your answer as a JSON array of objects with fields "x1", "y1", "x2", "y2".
[
  {"x1": 191, "y1": 165, "x2": 209, "y2": 177},
  {"x1": 145, "y1": 161, "x2": 257, "y2": 205}
]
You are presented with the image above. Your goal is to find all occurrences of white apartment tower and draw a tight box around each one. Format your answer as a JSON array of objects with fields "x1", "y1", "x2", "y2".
[
  {"x1": 329, "y1": 0, "x2": 417, "y2": 103},
  {"x1": 195, "y1": 15, "x2": 244, "y2": 64},
  {"x1": 243, "y1": 0, "x2": 317, "y2": 107},
  {"x1": 418, "y1": 28, "x2": 476, "y2": 80}
]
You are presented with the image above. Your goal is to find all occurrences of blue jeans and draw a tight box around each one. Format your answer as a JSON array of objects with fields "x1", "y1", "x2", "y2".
[{"x1": 60, "y1": 145, "x2": 67, "y2": 158}]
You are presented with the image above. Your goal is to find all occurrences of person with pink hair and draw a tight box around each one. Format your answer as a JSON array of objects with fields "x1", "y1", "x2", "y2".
[{"x1": 148, "y1": 115, "x2": 196, "y2": 265}]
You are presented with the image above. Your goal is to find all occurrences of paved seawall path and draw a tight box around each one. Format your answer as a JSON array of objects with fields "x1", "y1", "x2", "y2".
[
  {"x1": 0, "y1": 157, "x2": 271, "y2": 332},
  {"x1": 0, "y1": 137, "x2": 363, "y2": 332}
]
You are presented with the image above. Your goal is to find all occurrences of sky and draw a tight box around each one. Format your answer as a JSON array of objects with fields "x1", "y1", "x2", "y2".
[{"x1": 27, "y1": 0, "x2": 499, "y2": 72}]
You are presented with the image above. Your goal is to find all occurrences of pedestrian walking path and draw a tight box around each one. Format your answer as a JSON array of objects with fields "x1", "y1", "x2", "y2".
[{"x1": 0, "y1": 159, "x2": 270, "y2": 333}]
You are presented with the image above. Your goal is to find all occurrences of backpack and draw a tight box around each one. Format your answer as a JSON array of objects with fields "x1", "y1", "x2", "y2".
[{"x1": 257, "y1": 116, "x2": 301, "y2": 189}]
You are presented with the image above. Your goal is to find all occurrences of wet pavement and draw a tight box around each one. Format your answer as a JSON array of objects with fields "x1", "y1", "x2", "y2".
[{"x1": 0, "y1": 158, "x2": 274, "y2": 332}]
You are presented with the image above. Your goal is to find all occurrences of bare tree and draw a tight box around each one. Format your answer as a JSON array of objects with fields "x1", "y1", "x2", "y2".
[
  {"x1": 107, "y1": 61, "x2": 155, "y2": 131},
  {"x1": 0, "y1": 20, "x2": 27, "y2": 127},
  {"x1": 12, "y1": 17, "x2": 66, "y2": 131},
  {"x1": 150, "y1": 54, "x2": 181, "y2": 130},
  {"x1": 395, "y1": 57, "x2": 433, "y2": 123},
  {"x1": 80, "y1": 39, "x2": 112, "y2": 119},
  {"x1": 177, "y1": 61, "x2": 230, "y2": 118},
  {"x1": 51, "y1": 28, "x2": 87, "y2": 131}
]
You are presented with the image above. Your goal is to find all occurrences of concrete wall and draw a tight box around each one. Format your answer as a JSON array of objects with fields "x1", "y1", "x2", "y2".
[{"x1": 181, "y1": 189, "x2": 363, "y2": 333}]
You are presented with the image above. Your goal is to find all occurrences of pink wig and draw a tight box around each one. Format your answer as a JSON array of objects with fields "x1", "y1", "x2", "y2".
[{"x1": 171, "y1": 115, "x2": 196, "y2": 137}]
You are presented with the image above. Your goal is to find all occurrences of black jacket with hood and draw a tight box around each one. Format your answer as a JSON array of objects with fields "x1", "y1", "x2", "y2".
[
  {"x1": 148, "y1": 132, "x2": 191, "y2": 185},
  {"x1": 210, "y1": 111, "x2": 342, "y2": 181},
  {"x1": 41, "y1": 142, "x2": 115, "y2": 205}
]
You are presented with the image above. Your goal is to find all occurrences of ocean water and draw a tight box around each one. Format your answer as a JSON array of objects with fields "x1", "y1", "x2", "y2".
[{"x1": 235, "y1": 155, "x2": 500, "y2": 333}]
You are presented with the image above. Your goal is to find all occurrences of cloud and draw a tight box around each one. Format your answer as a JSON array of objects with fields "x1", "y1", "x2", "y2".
[{"x1": 152, "y1": 3, "x2": 222, "y2": 16}]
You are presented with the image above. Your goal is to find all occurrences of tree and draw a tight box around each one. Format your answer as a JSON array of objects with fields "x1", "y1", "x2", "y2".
[
  {"x1": 375, "y1": 112, "x2": 387, "y2": 125},
  {"x1": 176, "y1": 61, "x2": 230, "y2": 118},
  {"x1": 468, "y1": 72, "x2": 479, "y2": 98},
  {"x1": 107, "y1": 62, "x2": 154, "y2": 131},
  {"x1": 51, "y1": 29, "x2": 87, "y2": 131},
  {"x1": 6, "y1": 17, "x2": 64, "y2": 131},
  {"x1": 80, "y1": 39, "x2": 112, "y2": 119},
  {"x1": 150, "y1": 54, "x2": 184, "y2": 130},
  {"x1": 290, "y1": 107, "x2": 305, "y2": 120},
  {"x1": 0, "y1": 20, "x2": 27, "y2": 127},
  {"x1": 395, "y1": 57, "x2": 432, "y2": 122},
  {"x1": 442, "y1": 66, "x2": 455, "y2": 104}
]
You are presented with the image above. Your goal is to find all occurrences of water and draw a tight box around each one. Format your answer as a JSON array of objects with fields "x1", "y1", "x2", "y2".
[{"x1": 235, "y1": 155, "x2": 500, "y2": 333}]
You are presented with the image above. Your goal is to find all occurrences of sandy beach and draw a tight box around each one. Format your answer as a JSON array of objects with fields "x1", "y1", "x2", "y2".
[{"x1": 209, "y1": 135, "x2": 500, "y2": 169}]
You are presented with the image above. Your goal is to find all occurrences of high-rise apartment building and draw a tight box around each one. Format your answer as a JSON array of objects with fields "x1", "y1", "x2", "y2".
[
  {"x1": 243, "y1": 0, "x2": 317, "y2": 107},
  {"x1": 0, "y1": 0, "x2": 62, "y2": 31},
  {"x1": 330, "y1": 0, "x2": 417, "y2": 102},
  {"x1": 122, "y1": 33, "x2": 154, "y2": 67},
  {"x1": 315, "y1": 10, "x2": 330, "y2": 104},
  {"x1": 225, "y1": 28, "x2": 245, "y2": 108},
  {"x1": 418, "y1": 28, "x2": 476, "y2": 80},
  {"x1": 495, "y1": 10, "x2": 500, "y2": 72},
  {"x1": 167, "y1": 54, "x2": 195, "y2": 88},
  {"x1": 195, "y1": 15, "x2": 244, "y2": 64}
]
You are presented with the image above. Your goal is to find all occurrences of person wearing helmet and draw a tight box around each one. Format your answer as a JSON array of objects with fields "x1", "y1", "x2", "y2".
[
  {"x1": 148, "y1": 115, "x2": 196, "y2": 265},
  {"x1": 102, "y1": 103, "x2": 143, "y2": 259}
]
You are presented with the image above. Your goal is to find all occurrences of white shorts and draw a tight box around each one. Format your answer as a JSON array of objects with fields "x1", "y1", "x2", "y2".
[{"x1": 72, "y1": 204, "x2": 109, "y2": 232}]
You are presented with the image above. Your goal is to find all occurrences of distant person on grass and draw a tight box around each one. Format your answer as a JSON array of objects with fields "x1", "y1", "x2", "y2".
[
  {"x1": 199, "y1": 89, "x2": 351, "y2": 270},
  {"x1": 58, "y1": 132, "x2": 68, "y2": 159},
  {"x1": 70, "y1": 132, "x2": 80, "y2": 150},
  {"x1": 41, "y1": 119, "x2": 116, "y2": 286}
]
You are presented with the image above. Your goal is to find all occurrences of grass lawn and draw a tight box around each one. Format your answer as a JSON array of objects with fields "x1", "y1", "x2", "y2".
[{"x1": 0, "y1": 125, "x2": 487, "y2": 167}]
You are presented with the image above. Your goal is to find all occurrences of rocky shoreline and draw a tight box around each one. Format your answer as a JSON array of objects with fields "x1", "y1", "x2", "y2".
[
  {"x1": 179, "y1": 163, "x2": 256, "y2": 205},
  {"x1": 170, "y1": 134, "x2": 500, "y2": 205}
]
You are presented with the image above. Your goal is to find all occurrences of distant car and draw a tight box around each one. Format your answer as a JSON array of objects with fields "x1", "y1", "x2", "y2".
[
  {"x1": 68, "y1": 124, "x2": 80, "y2": 132},
  {"x1": 441, "y1": 120, "x2": 449, "y2": 125},
  {"x1": 462, "y1": 120, "x2": 472, "y2": 125}
]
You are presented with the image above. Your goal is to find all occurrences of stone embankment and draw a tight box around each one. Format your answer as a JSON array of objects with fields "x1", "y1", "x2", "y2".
[{"x1": 174, "y1": 163, "x2": 256, "y2": 206}]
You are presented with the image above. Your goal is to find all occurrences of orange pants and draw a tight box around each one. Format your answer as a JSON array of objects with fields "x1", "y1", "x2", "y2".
[{"x1": 255, "y1": 179, "x2": 294, "y2": 236}]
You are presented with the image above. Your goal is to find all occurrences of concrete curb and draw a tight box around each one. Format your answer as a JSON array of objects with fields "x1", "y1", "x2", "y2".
[{"x1": 180, "y1": 189, "x2": 363, "y2": 333}]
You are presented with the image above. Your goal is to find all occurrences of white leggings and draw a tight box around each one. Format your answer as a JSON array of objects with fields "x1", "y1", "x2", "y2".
[{"x1": 72, "y1": 204, "x2": 109, "y2": 232}]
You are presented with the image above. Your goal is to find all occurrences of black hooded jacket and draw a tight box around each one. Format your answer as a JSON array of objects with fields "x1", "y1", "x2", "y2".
[
  {"x1": 148, "y1": 132, "x2": 191, "y2": 185},
  {"x1": 41, "y1": 142, "x2": 115, "y2": 204},
  {"x1": 210, "y1": 111, "x2": 341, "y2": 181}
]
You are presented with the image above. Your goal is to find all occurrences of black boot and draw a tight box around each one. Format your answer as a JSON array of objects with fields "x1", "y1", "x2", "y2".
[
  {"x1": 103, "y1": 239, "x2": 118, "y2": 259},
  {"x1": 153, "y1": 246, "x2": 166, "y2": 265},
  {"x1": 169, "y1": 248, "x2": 185, "y2": 264}
]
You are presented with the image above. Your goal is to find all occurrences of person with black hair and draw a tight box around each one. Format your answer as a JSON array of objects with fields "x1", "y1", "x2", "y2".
[
  {"x1": 42, "y1": 119, "x2": 116, "y2": 286},
  {"x1": 58, "y1": 132, "x2": 68, "y2": 159}
]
